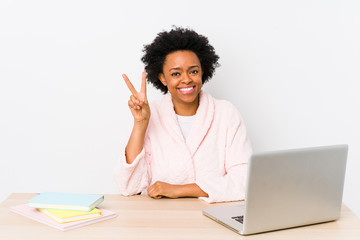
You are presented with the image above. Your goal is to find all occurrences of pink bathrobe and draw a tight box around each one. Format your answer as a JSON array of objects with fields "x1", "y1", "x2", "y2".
[{"x1": 114, "y1": 91, "x2": 252, "y2": 203}]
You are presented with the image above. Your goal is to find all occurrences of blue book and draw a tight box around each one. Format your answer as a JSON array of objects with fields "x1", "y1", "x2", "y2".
[{"x1": 28, "y1": 192, "x2": 104, "y2": 211}]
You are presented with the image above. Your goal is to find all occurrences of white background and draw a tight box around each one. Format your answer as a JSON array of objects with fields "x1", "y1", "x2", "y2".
[{"x1": 1, "y1": 0, "x2": 359, "y2": 217}]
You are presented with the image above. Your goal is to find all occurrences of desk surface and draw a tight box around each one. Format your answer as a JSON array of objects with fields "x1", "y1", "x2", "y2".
[{"x1": 1, "y1": 193, "x2": 360, "y2": 240}]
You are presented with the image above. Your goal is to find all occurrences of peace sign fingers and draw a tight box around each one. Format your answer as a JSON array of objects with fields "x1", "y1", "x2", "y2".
[
  {"x1": 123, "y1": 73, "x2": 139, "y2": 97},
  {"x1": 122, "y1": 72, "x2": 150, "y2": 123},
  {"x1": 123, "y1": 72, "x2": 148, "y2": 100}
]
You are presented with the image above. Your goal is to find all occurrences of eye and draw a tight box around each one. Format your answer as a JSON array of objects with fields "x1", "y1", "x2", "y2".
[
  {"x1": 190, "y1": 69, "x2": 199, "y2": 74},
  {"x1": 171, "y1": 72, "x2": 180, "y2": 77}
]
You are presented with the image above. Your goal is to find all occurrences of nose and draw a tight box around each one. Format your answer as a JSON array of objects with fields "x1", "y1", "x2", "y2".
[{"x1": 181, "y1": 73, "x2": 193, "y2": 84}]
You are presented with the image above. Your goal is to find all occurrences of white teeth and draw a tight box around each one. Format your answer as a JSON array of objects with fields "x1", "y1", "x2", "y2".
[{"x1": 179, "y1": 87, "x2": 193, "y2": 92}]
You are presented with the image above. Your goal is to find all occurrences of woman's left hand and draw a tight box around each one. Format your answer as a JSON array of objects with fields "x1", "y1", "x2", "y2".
[
  {"x1": 147, "y1": 181, "x2": 179, "y2": 199},
  {"x1": 147, "y1": 181, "x2": 209, "y2": 199}
]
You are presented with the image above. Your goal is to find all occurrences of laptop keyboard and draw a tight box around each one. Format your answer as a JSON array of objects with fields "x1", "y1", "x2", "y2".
[{"x1": 232, "y1": 216, "x2": 244, "y2": 224}]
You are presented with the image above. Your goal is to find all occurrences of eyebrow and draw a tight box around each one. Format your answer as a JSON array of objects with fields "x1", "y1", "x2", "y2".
[{"x1": 169, "y1": 65, "x2": 200, "y2": 72}]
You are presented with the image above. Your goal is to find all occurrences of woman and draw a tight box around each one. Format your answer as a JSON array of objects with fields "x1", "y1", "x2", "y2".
[{"x1": 114, "y1": 27, "x2": 252, "y2": 203}]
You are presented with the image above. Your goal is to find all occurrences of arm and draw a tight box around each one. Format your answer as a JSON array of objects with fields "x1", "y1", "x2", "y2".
[
  {"x1": 125, "y1": 121, "x2": 149, "y2": 164},
  {"x1": 147, "y1": 181, "x2": 209, "y2": 199},
  {"x1": 122, "y1": 72, "x2": 150, "y2": 164},
  {"x1": 113, "y1": 72, "x2": 151, "y2": 196}
]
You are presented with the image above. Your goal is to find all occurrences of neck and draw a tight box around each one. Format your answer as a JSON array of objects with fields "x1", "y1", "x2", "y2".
[{"x1": 172, "y1": 96, "x2": 199, "y2": 116}]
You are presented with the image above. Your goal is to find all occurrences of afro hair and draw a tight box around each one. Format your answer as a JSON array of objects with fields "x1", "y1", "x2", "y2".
[{"x1": 141, "y1": 27, "x2": 220, "y2": 94}]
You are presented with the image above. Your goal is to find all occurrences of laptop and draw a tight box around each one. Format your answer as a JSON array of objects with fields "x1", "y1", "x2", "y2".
[{"x1": 203, "y1": 144, "x2": 348, "y2": 235}]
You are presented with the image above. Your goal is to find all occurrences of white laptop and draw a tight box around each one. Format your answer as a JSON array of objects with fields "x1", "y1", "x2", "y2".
[{"x1": 203, "y1": 144, "x2": 348, "y2": 235}]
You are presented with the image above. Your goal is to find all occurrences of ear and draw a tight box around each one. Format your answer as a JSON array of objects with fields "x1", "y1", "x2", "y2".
[{"x1": 158, "y1": 73, "x2": 167, "y2": 86}]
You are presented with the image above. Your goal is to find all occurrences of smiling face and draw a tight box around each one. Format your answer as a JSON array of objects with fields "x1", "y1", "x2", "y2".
[{"x1": 158, "y1": 50, "x2": 203, "y2": 116}]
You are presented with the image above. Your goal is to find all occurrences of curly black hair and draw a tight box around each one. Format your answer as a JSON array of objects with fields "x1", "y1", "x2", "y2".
[{"x1": 141, "y1": 27, "x2": 220, "y2": 94}]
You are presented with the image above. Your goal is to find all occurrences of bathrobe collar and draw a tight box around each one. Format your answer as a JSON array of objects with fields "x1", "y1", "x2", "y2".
[{"x1": 159, "y1": 91, "x2": 215, "y2": 157}]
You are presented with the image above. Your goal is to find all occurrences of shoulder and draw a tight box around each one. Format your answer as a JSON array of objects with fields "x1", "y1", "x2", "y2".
[
  {"x1": 209, "y1": 94, "x2": 242, "y2": 120},
  {"x1": 147, "y1": 93, "x2": 176, "y2": 131},
  {"x1": 203, "y1": 92, "x2": 236, "y2": 109},
  {"x1": 214, "y1": 98, "x2": 238, "y2": 113},
  {"x1": 149, "y1": 99, "x2": 161, "y2": 112},
  {"x1": 202, "y1": 93, "x2": 245, "y2": 130},
  {"x1": 148, "y1": 93, "x2": 172, "y2": 117}
]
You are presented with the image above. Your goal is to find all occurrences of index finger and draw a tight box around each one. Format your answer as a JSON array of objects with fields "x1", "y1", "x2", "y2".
[
  {"x1": 122, "y1": 74, "x2": 138, "y2": 96},
  {"x1": 140, "y1": 72, "x2": 147, "y2": 97}
]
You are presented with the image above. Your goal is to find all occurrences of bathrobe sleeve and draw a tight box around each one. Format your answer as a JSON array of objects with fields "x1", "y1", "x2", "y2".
[
  {"x1": 113, "y1": 136, "x2": 152, "y2": 196},
  {"x1": 197, "y1": 105, "x2": 252, "y2": 203}
]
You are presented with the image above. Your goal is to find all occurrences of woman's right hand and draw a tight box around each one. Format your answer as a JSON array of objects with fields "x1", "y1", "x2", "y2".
[{"x1": 123, "y1": 72, "x2": 150, "y2": 124}]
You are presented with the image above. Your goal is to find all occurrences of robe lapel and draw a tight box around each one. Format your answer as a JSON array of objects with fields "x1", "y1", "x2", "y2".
[
  {"x1": 158, "y1": 93, "x2": 185, "y2": 143},
  {"x1": 186, "y1": 91, "x2": 215, "y2": 157}
]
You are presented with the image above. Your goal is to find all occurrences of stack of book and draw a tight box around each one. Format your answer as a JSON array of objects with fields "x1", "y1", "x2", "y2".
[{"x1": 10, "y1": 192, "x2": 117, "y2": 231}]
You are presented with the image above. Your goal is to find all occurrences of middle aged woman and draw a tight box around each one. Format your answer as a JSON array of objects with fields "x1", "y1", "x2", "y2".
[{"x1": 114, "y1": 27, "x2": 252, "y2": 203}]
